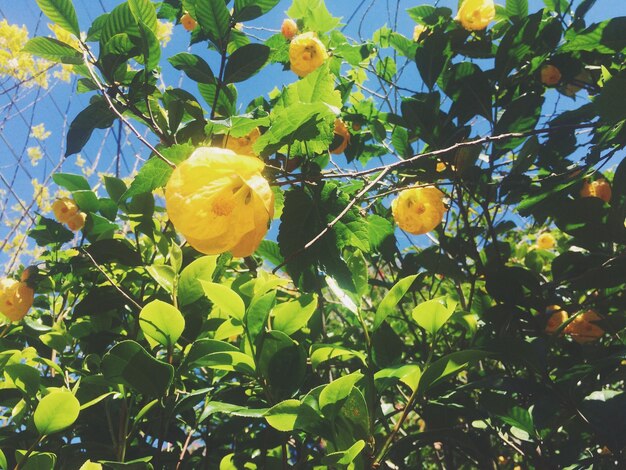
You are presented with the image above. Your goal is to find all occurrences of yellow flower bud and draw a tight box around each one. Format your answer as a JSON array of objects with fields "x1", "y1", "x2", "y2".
[
  {"x1": 289, "y1": 32, "x2": 328, "y2": 78},
  {"x1": 391, "y1": 186, "x2": 446, "y2": 235},
  {"x1": 580, "y1": 178, "x2": 612, "y2": 203},
  {"x1": 329, "y1": 119, "x2": 350, "y2": 155},
  {"x1": 536, "y1": 232, "x2": 555, "y2": 250},
  {"x1": 565, "y1": 309, "x2": 604, "y2": 344},
  {"x1": 181, "y1": 12, "x2": 197, "y2": 32},
  {"x1": 224, "y1": 128, "x2": 261, "y2": 156},
  {"x1": 0, "y1": 278, "x2": 34, "y2": 322},
  {"x1": 165, "y1": 147, "x2": 274, "y2": 257},
  {"x1": 67, "y1": 212, "x2": 87, "y2": 231},
  {"x1": 52, "y1": 198, "x2": 79, "y2": 224},
  {"x1": 540, "y1": 64, "x2": 562, "y2": 86},
  {"x1": 281, "y1": 19, "x2": 298, "y2": 40},
  {"x1": 456, "y1": 0, "x2": 495, "y2": 31},
  {"x1": 545, "y1": 305, "x2": 568, "y2": 334},
  {"x1": 413, "y1": 24, "x2": 427, "y2": 41}
]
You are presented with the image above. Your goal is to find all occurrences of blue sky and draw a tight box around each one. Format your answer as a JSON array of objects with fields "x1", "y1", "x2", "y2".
[{"x1": 0, "y1": 0, "x2": 623, "y2": 272}]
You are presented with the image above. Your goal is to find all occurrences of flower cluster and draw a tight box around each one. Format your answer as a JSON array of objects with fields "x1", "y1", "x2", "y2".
[
  {"x1": 0, "y1": 20, "x2": 49, "y2": 88},
  {"x1": 52, "y1": 198, "x2": 86, "y2": 231}
]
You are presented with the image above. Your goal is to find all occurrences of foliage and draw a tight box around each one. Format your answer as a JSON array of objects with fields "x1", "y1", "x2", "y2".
[{"x1": 1, "y1": 0, "x2": 625, "y2": 469}]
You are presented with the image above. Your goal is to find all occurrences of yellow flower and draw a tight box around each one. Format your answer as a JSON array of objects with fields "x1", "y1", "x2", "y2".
[
  {"x1": 52, "y1": 198, "x2": 79, "y2": 224},
  {"x1": 565, "y1": 309, "x2": 604, "y2": 344},
  {"x1": 27, "y1": 146, "x2": 43, "y2": 166},
  {"x1": 580, "y1": 178, "x2": 612, "y2": 203},
  {"x1": 436, "y1": 161, "x2": 447, "y2": 172},
  {"x1": 156, "y1": 20, "x2": 173, "y2": 47},
  {"x1": 181, "y1": 13, "x2": 197, "y2": 32},
  {"x1": 289, "y1": 32, "x2": 328, "y2": 78},
  {"x1": 0, "y1": 20, "x2": 49, "y2": 88},
  {"x1": 329, "y1": 119, "x2": 350, "y2": 155},
  {"x1": 536, "y1": 232, "x2": 555, "y2": 250},
  {"x1": 30, "y1": 123, "x2": 51, "y2": 140},
  {"x1": 540, "y1": 64, "x2": 561, "y2": 86},
  {"x1": 456, "y1": 0, "x2": 495, "y2": 31},
  {"x1": 281, "y1": 19, "x2": 298, "y2": 40},
  {"x1": 165, "y1": 147, "x2": 274, "y2": 257},
  {"x1": 545, "y1": 305, "x2": 567, "y2": 334},
  {"x1": 67, "y1": 212, "x2": 87, "y2": 231},
  {"x1": 413, "y1": 24, "x2": 427, "y2": 41},
  {"x1": 224, "y1": 128, "x2": 261, "y2": 156},
  {"x1": 0, "y1": 278, "x2": 34, "y2": 322},
  {"x1": 391, "y1": 186, "x2": 446, "y2": 235}
]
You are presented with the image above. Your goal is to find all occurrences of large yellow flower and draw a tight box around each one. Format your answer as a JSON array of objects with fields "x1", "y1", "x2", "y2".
[
  {"x1": 545, "y1": 305, "x2": 567, "y2": 334},
  {"x1": 580, "y1": 178, "x2": 612, "y2": 203},
  {"x1": 224, "y1": 128, "x2": 261, "y2": 156},
  {"x1": 565, "y1": 309, "x2": 604, "y2": 344},
  {"x1": 165, "y1": 147, "x2": 274, "y2": 257},
  {"x1": 536, "y1": 232, "x2": 555, "y2": 250},
  {"x1": 391, "y1": 186, "x2": 446, "y2": 235},
  {"x1": 0, "y1": 278, "x2": 34, "y2": 322},
  {"x1": 289, "y1": 32, "x2": 328, "y2": 78},
  {"x1": 456, "y1": 0, "x2": 495, "y2": 31},
  {"x1": 329, "y1": 119, "x2": 350, "y2": 155},
  {"x1": 52, "y1": 197, "x2": 79, "y2": 224}
]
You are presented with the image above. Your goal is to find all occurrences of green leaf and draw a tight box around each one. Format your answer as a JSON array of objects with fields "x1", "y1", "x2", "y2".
[
  {"x1": 264, "y1": 399, "x2": 301, "y2": 432},
  {"x1": 128, "y1": 0, "x2": 157, "y2": 32},
  {"x1": 146, "y1": 264, "x2": 176, "y2": 294},
  {"x1": 200, "y1": 351, "x2": 256, "y2": 375},
  {"x1": 322, "y1": 440, "x2": 366, "y2": 467},
  {"x1": 223, "y1": 43, "x2": 270, "y2": 84},
  {"x1": 183, "y1": 338, "x2": 239, "y2": 368},
  {"x1": 34, "y1": 391, "x2": 80, "y2": 435},
  {"x1": 494, "y1": 93, "x2": 543, "y2": 151},
  {"x1": 178, "y1": 256, "x2": 217, "y2": 306},
  {"x1": 562, "y1": 18, "x2": 626, "y2": 54},
  {"x1": 373, "y1": 274, "x2": 418, "y2": 330},
  {"x1": 245, "y1": 291, "x2": 275, "y2": 343},
  {"x1": 506, "y1": 0, "x2": 528, "y2": 17},
  {"x1": 5, "y1": 364, "x2": 40, "y2": 396},
  {"x1": 122, "y1": 144, "x2": 193, "y2": 199},
  {"x1": 195, "y1": 0, "x2": 231, "y2": 50},
  {"x1": 22, "y1": 37, "x2": 83, "y2": 64},
  {"x1": 35, "y1": 0, "x2": 80, "y2": 37},
  {"x1": 101, "y1": 3, "x2": 138, "y2": 46},
  {"x1": 414, "y1": 28, "x2": 449, "y2": 89},
  {"x1": 418, "y1": 350, "x2": 488, "y2": 393},
  {"x1": 441, "y1": 62, "x2": 493, "y2": 123},
  {"x1": 28, "y1": 216, "x2": 74, "y2": 247},
  {"x1": 136, "y1": 20, "x2": 161, "y2": 71},
  {"x1": 139, "y1": 300, "x2": 185, "y2": 348},
  {"x1": 53, "y1": 173, "x2": 90, "y2": 191},
  {"x1": 277, "y1": 183, "x2": 364, "y2": 292},
  {"x1": 257, "y1": 330, "x2": 307, "y2": 399},
  {"x1": 201, "y1": 280, "x2": 245, "y2": 321},
  {"x1": 168, "y1": 53, "x2": 215, "y2": 84},
  {"x1": 319, "y1": 371, "x2": 363, "y2": 419},
  {"x1": 15, "y1": 451, "x2": 57, "y2": 470},
  {"x1": 101, "y1": 340, "x2": 174, "y2": 396},
  {"x1": 411, "y1": 297, "x2": 457, "y2": 337},
  {"x1": 310, "y1": 344, "x2": 367, "y2": 369},
  {"x1": 71, "y1": 189, "x2": 98, "y2": 212},
  {"x1": 272, "y1": 293, "x2": 318, "y2": 335},
  {"x1": 66, "y1": 99, "x2": 117, "y2": 156},
  {"x1": 287, "y1": 0, "x2": 341, "y2": 33},
  {"x1": 234, "y1": 0, "x2": 281, "y2": 22}
]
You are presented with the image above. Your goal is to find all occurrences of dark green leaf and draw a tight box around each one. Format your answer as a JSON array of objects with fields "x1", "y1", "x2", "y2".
[
  {"x1": 168, "y1": 53, "x2": 215, "y2": 83},
  {"x1": 223, "y1": 43, "x2": 270, "y2": 84},
  {"x1": 66, "y1": 99, "x2": 117, "y2": 156},
  {"x1": 505, "y1": 0, "x2": 528, "y2": 18},
  {"x1": 195, "y1": 0, "x2": 231, "y2": 50},
  {"x1": 101, "y1": 340, "x2": 174, "y2": 396},
  {"x1": 234, "y1": 0, "x2": 281, "y2": 22},
  {"x1": 28, "y1": 216, "x2": 74, "y2": 247}
]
